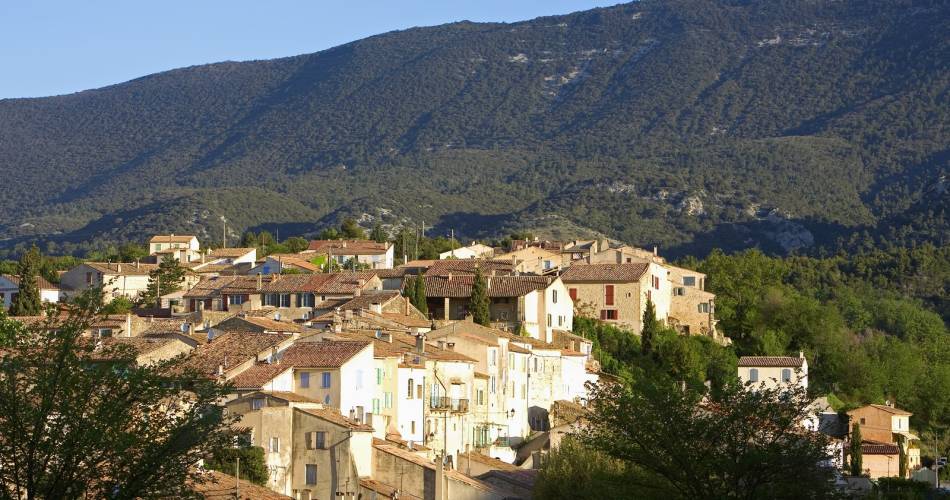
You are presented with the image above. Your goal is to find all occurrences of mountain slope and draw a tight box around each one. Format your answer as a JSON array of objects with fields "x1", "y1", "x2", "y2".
[{"x1": 1, "y1": 0, "x2": 947, "y2": 256}]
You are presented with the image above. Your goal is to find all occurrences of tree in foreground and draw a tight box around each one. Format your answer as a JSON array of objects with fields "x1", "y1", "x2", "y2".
[
  {"x1": 535, "y1": 436, "x2": 641, "y2": 499},
  {"x1": 470, "y1": 267, "x2": 491, "y2": 326},
  {"x1": 9, "y1": 246, "x2": 42, "y2": 316},
  {"x1": 552, "y1": 372, "x2": 838, "y2": 499},
  {"x1": 0, "y1": 294, "x2": 236, "y2": 498},
  {"x1": 640, "y1": 297, "x2": 658, "y2": 357},
  {"x1": 850, "y1": 423, "x2": 864, "y2": 477},
  {"x1": 204, "y1": 438, "x2": 269, "y2": 486},
  {"x1": 139, "y1": 254, "x2": 187, "y2": 307}
]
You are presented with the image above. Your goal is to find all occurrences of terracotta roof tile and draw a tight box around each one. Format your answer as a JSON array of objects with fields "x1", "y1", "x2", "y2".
[
  {"x1": 1, "y1": 274, "x2": 58, "y2": 290},
  {"x1": 178, "y1": 332, "x2": 292, "y2": 378},
  {"x1": 230, "y1": 364, "x2": 293, "y2": 390},
  {"x1": 259, "y1": 272, "x2": 378, "y2": 294},
  {"x1": 150, "y1": 235, "x2": 196, "y2": 244},
  {"x1": 737, "y1": 356, "x2": 805, "y2": 368},
  {"x1": 306, "y1": 240, "x2": 391, "y2": 255},
  {"x1": 191, "y1": 469, "x2": 290, "y2": 499},
  {"x1": 85, "y1": 262, "x2": 158, "y2": 276},
  {"x1": 560, "y1": 263, "x2": 649, "y2": 282},
  {"x1": 861, "y1": 440, "x2": 900, "y2": 455},
  {"x1": 425, "y1": 259, "x2": 514, "y2": 277},
  {"x1": 416, "y1": 275, "x2": 551, "y2": 298},
  {"x1": 278, "y1": 341, "x2": 369, "y2": 368},
  {"x1": 298, "y1": 407, "x2": 373, "y2": 431},
  {"x1": 207, "y1": 247, "x2": 256, "y2": 258},
  {"x1": 459, "y1": 452, "x2": 521, "y2": 471}
]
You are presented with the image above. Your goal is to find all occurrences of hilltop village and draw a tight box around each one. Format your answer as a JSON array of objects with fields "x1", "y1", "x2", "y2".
[{"x1": 1, "y1": 234, "x2": 929, "y2": 498}]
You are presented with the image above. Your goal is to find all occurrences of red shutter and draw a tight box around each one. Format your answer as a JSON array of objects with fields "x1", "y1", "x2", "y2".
[
  {"x1": 600, "y1": 310, "x2": 607, "y2": 320},
  {"x1": 569, "y1": 288, "x2": 577, "y2": 301},
  {"x1": 605, "y1": 285, "x2": 614, "y2": 306}
]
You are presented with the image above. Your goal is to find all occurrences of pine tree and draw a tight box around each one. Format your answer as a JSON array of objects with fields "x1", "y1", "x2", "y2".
[
  {"x1": 897, "y1": 434, "x2": 907, "y2": 478},
  {"x1": 9, "y1": 246, "x2": 42, "y2": 316},
  {"x1": 470, "y1": 267, "x2": 490, "y2": 326},
  {"x1": 141, "y1": 255, "x2": 187, "y2": 307},
  {"x1": 413, "y1": 274, "x2": 428, "y2": 316},
  {"x1": 641, "y1": 297, "x2": 658, "y2": 357},
  {"x1": 850, "y1": 423, "x2": 863, "y2": 476}
]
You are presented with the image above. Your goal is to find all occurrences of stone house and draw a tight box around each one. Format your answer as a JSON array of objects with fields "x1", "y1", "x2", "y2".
[
  {"x1": 148, "y1": 234, "x2": 201, "y2": 263},
  {"x1": 560, "y1": 262, "x2": 671, "y2": 334},
  {"x1": 495, "y1": 246, "x2": 562, "y2": 275},
  {"x1": 303, "y1": 240, "x2": 395, "y2": 270},
  {"x1": 737, "y1": 354, "x2": 808, "y2": 391},
  {"x1": 440, "y1": 243, "x2": 496, "y2": 260}
]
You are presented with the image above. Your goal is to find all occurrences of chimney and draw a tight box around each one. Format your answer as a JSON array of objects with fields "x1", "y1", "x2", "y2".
[
  {"x1": 256, "y1": 273, "x2": 263, "y2": 290},
  {"x1": 217, "y1": 364, "x2": 224, "y2": 376},
  {"x1": 354, "y1": 288, "x2": 362, "y2": 297},
  {"x1": 415, "y1": 334, "x2": 425, "y2": 354},
  {"x1": 405, "y1": 296, "x2": 411, "y2": 315},
  {"x1": 653, "y1": 246, "x2": 658, "y2": 257},
  {"x1": 799, "y1": 350, "x2": 804, "y2": 359},
  {"x1": 370, "y1": 302, "x2": 383, "y2": 315},
  {"x1": 447, "y1": 272, "x2": 453, "y2": 281},
  {"x1": 116, "y1": 264, "x2": 122, "y2": 273}
]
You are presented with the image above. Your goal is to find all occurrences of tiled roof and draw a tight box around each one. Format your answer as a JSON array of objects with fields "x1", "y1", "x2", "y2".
[
  {"x1": 177, "y1": 332, "x2": 292, "y2": 378},
  {"x1": 216, "y1": 316, "x2": 303, "y2": 334},
  {"x1": 737, "y1": 356, "x2": 805, "y2": 368},
  {"x1": 230, "y1": 364, "x2": 293, "y2": 390},
  {"x1": 265, "y1": 254, "x2": 320, "y2": 272},
  {"x1": 279, "y1": 341, "x2": 369, "y2": 368},
  {"x1": 191, "y1": 470, "x2": 290, "y2": 499},
  {"x1": 259, "y1": 272, "x2": 378, "y2": 294},
  {"x1": 95, "y1": 337, "x2": 181, "y2": 357},
  {"x1": 85, "y1": 262, "x2": 158, "y2": 276},
  {"x1": 417, "y1": 275, "x2": 552, "y2": 298},
  {"x1": 508, "y1": 344, "x2": 531, "y2": 355},
  {"x1": 141, "y1": 319, "x2": 190, "y2": 336},
  {"x1": 400, "y1": 259, "x2": 437, "y2": 268},
  {"x1": 477, "y1": 469, "x2": 539, "y2": 490},
  {"x1": 375, "y1": 268, "x2": 411, "y2": 279},
  {"x1": 424, "y1": 259, "x2": 514, "y2": 277},
  {"x1": 306, "y1": 240, "x2": 391, "y2": 255},
  {"x1": 334, "y1": 290, "x2": 402, "y2": 311},
  {"x1": 207, "y1": 247, "x2": 255, "y2": 258},
  {"x1": 459, "y1": 452, "x2": 521, "y2": 471},
  {"x1": 858, "y1": 405, "x2": 913, "y2": 416},
  {"x1": 298, "y1": 407, "x2": 373, "y2": 431},
  {"x1": 560, "y1": 263, "x2": 649, "y2": 282},
  {"x1": 359, "y1": 478, "x2": 423, "y2": 500},
  {"x1": 183, "y1": 276, "x2": 266, "y2": 298},
  {"x1": 1, "y1": 274, "x2": 58, "y2": 290},
  {"x1": 373, "y1": 442, "x2": 495, "y2": 491},
  {"x1": 861, "y1": 440, "x2": 900, "y2": 455},
  {"x1": 551, "y1": 399, "x2": 590, "y2": 427},
  {"x1": 149, "y1": 235, "x2": 196, "y2": 244},
  {"x1": 381, "y1": 312, "x2": 432, "y2": 328},
  {"x1": 561, "y1": 349, "x2": 586, "y2": 357}
]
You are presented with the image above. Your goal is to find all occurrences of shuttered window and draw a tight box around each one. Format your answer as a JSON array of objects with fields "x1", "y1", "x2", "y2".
[{"x1": 605, "y1": 285, "x2": 614, "y2": 306}]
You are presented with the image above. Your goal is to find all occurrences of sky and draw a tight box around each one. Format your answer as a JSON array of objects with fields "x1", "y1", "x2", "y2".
[{"x1": 0, "y1": 1, "x2": 620, "y2": 99}]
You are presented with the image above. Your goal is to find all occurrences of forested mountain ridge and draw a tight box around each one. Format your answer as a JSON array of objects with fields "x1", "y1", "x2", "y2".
[{"x1": 0, "y1": 0, "x2": 947, "y2": 257}]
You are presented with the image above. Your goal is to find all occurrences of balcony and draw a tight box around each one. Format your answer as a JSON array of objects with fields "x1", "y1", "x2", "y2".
[{"x1": 430, "y1": 396, "x2": 469, "y2": 413}]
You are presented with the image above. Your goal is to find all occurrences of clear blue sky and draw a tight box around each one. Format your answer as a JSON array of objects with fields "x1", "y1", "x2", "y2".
[{"x1": 0, "y1": 1, "x2": 620, "y2": 99}]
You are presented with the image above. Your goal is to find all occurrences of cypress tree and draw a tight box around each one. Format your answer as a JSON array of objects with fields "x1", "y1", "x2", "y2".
[
  {"x1": 641, "y1": 297, "x2": 658, "y2": 357},
  {"x1": 413, "y1": 274, "x2": 428, "y2": 316},
  {"x1": 370, "y1": 223, "x2": 387, "y2": 243},
  {"x1": 897, "y1": 434, "x2": 907, "y2": 478},
  {"x1": 850, "y1": 423, "x2": 863, "y2": 476},
  {"x1": 403, "y1": 276, "x2": 415, "y2": 299},
  {"x1": 470, "y1": 267, "x2": 490, "y2": 326},
  {"x1": 10, "y1": 246, "x2": 42, "y2": 316}
]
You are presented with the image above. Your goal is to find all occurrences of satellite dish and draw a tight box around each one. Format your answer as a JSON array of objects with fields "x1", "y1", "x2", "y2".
[
  {"x1": 180, "y1": 322, "x2": 189, "y2": 333},
  {"x1": 274, "y1": 312, "x2": 281, "y2": 321}
]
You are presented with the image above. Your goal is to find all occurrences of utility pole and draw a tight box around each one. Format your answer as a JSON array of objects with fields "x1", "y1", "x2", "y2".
[
  {"x1": 235, "y1": 456, "x2": 240, "y2": 498},
  {"x1": 221, "y1": 216, "x2": 228, "y2": 249}
]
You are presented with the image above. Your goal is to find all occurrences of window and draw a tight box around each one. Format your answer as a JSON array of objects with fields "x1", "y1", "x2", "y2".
[
  {"x1": 749, "y1": 369, "x2": 759, "y2": 382},
  {"x1": 781, "y1": 369, "x2": 792, "y2": 382},
  {"x1": 300, "y1": 372, "x2": 310, "y2": 388},
  {"x1": 547, "y1": 313, "x2": 552, "y2": 327},
  {"x1": 305, "y1": 464, "x2": 317, "y2": 485},
  {"x1": 675, "y1": 287, "x2": 686, "y2": 296},
  {"x1": 252, "y1": 398, "x2": 265, "y2": 410},
  {"x1": 355, "y1": 370, "x2": 364, "y2": 390},
  {"x1": 279, "y1": 294, "x2": 291, "y2": 307},
  {"x1": 269, "y1": 437, "x2": 280, "y2": 453},
  {"x1": 605, "y1": 285, "x2": 614, "y2": 306},
  {"x1": 373, "y1": 398, "x2": 381, "y2": 414},
  {"x1": 569, "y1": 288, "x2": 577, "y2": 301},
  {"x1": 228, "y1": 294, "x2": 246, "y2": 305},
  {"x1": 490, "y1": 376, "x2": 496, "y2": 393},
  {"x1": 411, "y1": 421, "x2": 416, "y2": 434},
  {"x1": 533, "y1": 358, "x2": 538, "y2": 372},
  {"x1": 85, "y1": 272, "x2": 93, "y2": 284},
  {"x1": 316, "y1": 431, "x2": 326, "y2": 449},
  {"x1": 265, "y1": 294, "x2": 279, "y2": 306},
  {"x1": 385, "y1": 392, "x2": 392, "y2": 409},
  {"x1": 376, "y1": 368, "x2": 383, "y2": 385},
  {"x1": 698, "y1": 303, "x2": 710, "y2": 313},
  {"x1": 321, "y1": 372, "x2": 331, "y2": 388},
  {"x1": 552, "y1": 290, "x2": 558, "y2": 303},
  {"x1": 600, "y1": 310, "x2": 618, "y2": 320},
  {"x1": 860, "y1": 417, "x2": 866, "y2": 425},
  {"x1": 417, "y1": 384, "x2": 423, "y2": 399},
  {"x1": 324, "y1": 394, "x2": 331, "y2": 405},
  {"x1": 407, "y1": 378, "x2": 414, "y2": 399},
  {"x1": 298, "y1": 293, "x2": 315, "y2": 307},
  {"x1": 683, "y1": 276, "x2": 696, "y2": 287},
  {"x1": 653, "y1": 276, "x2": 659, "y2": 289},
  {"x1": 558, "y1": 315, "x2": 564, "y2": 327},
  {"x1": 509, "y1": 353, "x2": 514, "y2": 366}
]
